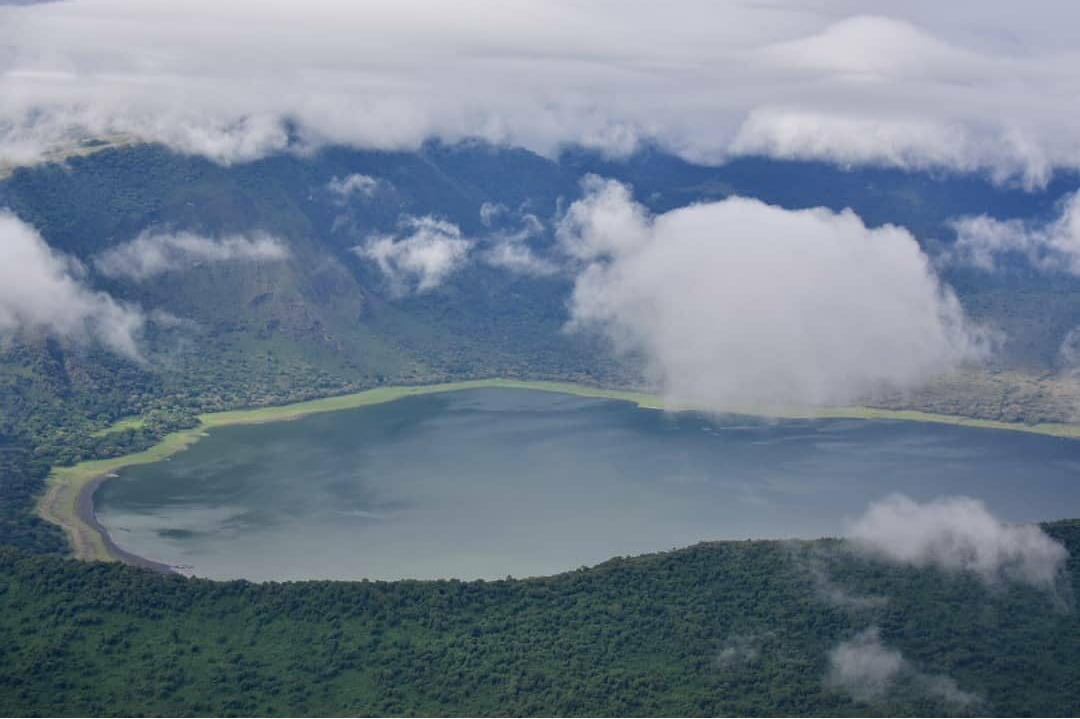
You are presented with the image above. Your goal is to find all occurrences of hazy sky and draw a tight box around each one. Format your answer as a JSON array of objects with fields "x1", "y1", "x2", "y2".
[{"x1": 3, "y1": 1, "x2": 1080, "y2": 185}]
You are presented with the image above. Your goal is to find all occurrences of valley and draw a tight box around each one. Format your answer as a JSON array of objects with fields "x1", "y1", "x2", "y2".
[{"x1": 3, "y1": 140, "x2": 1080, "y2": 715}]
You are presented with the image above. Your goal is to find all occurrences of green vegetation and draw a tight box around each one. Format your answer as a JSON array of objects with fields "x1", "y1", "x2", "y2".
[
  {"x1": 0, "y1": 521, "x2": 1076, "y2": 716},
  {"x1": 90, "y1": 416, "x2": 146, "y2": 438},
  {"x1": 0, "y1": 445, "x2": 65, "y2": 556}
]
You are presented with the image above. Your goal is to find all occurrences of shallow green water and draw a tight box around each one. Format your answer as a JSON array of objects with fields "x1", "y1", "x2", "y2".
[{"x1": 96, "y1": 388, "x2": 1080, "y2": 581}]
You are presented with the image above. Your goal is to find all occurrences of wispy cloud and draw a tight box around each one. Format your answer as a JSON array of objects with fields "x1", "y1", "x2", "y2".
[
  {"x1": 848, "y1": 494, "x2": 1069, "y2": 591},
  {"x1": 715, "y1": 633, "x2": 767, "y2": 668},
  {"x1": 827, "y1": 627, "x2": 905, "y2": 701},
  {"x1": 0, "y1": 210, "x2": 143, "y2": 356},
  {"x1": 480, "y1": 210, "x2": 559, "y2": 277},
  {"x1": 951, "y1": 190, "x2": 1080, "y2": 274},
  {"x1": 94, "y1": 231, "x2": 289, "y2": 281},
  {"x1": 327, "y1": 173, "x2": 379, "y2": 202},
  {"x1": 355, "y1": 216, "x2": 472, "y2": 294},
  {"x1": 801, "y1": 550, "x2": 889, "y2": 610},
  {"x1": 827, "y1": 627, "x2": 978, "y2": 707}
]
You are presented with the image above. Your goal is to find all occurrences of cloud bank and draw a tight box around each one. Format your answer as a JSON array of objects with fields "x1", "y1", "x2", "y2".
[
  {"x1": 560, "y1": 177, "x2": 985, "y2": 410},
  {"x1": 0, "y1": 210, "x2": 142, "y2": 356},
  {"x1": 94, "y1": 231, "x2": 289, "y2": 281},
  {"x1": 4, "y1": 2, "x2": 1080, "y2": 183},
  {"x1": 952, "y1": 190, "x2": 1080, "y2": 274},
  {"x1": 848, "y1": 494, "x2": 1068, "y2": 590},
  {"x1": 356, "y1": 216, "x2": 473, "y2": 293}
]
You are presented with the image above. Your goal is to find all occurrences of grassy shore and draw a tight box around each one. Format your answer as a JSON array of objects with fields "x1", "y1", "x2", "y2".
[
  {"x1": 39, "y1": 377, "x2": 1080, "y2": 563},
  {"x1": 38, "y1": 428, "x2": 210, "y2": 562},
  {"x1": 200, "y1": 379, "x2": 663, "y2": 427},
  {"x1": 794, "y1": 405, "x2": 1080, "y2": 437}
]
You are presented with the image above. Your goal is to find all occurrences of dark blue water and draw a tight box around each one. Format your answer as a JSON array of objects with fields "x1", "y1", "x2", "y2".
[{"x1": 95, "y1": 388, "x2": 1080, "y2": 581}]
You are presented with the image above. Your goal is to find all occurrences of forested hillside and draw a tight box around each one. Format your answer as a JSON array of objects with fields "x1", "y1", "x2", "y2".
[{"x1": 0, "y1": 521, "x2": 1076, "y2": 716}]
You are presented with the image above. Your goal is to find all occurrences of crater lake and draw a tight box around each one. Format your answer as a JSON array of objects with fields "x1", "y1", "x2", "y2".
[{"x1": 94, "y1": 388, "x2": 1080, "y2": 581}]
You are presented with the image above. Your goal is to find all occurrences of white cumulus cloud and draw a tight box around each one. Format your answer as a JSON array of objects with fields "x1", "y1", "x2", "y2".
[
  {"x1": 559, "y1": 177, "x2": 986, "y2": 410},
  {"x1": 356, "y1": 216, "x2": 473, "y2": 293},
  {"x1": 848, "y1": 494, "x2": 1068, "y2": 590},
  {"x1": 94, "y1": 231, "x2": 289, "y2": 281},
  {"x1": 0, "y1": 210, "x2": 142, "y2": 356}
]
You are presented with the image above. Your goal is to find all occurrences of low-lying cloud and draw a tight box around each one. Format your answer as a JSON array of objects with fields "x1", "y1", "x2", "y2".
[
  {"x1": 827, "y1": 627, "x2": 978, "y2": 707},
  {"x1": 5, "y1": 3, "x2": 1080, "y2": 184},
  {"x1": 480, "y1": 210, "x2": 559, "y2": 277},
  {"x1": 94, "y1": 231, "x2": 289, "y2": 281},
  {"x1": 0, "y1": 210, "x2": 142, "y2": 356},
  {"x1": 560, "y1": 177, "x2": 986, "y2": 410},
  {"x1": 848, "y1": 494, "x2": 1068, "y2": 590},
  {"x1": 827, "y1": 627, "x2": 905, "y2": 701},
  {"x1": 715, "y1": 633, "x2": 765, "y2": 668},
  {"x1": 484, "y1": 238, "x2": 559, "y2": 277},
  {"x1": 356, "y1": 216, "x2": 472, "y2": 294},
  {"x1": 951, "y1": 190, "x2": 1080, "y2": 274}
]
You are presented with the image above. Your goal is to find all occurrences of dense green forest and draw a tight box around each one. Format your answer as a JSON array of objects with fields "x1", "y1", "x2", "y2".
[{"x1": 0, "y1": 522, "x2": 1076, "y2": 716}]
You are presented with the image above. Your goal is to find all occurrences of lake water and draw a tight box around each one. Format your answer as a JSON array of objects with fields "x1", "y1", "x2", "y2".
[{"x1": 95, "y1": 388, "x2": 1080, "y2": 581}]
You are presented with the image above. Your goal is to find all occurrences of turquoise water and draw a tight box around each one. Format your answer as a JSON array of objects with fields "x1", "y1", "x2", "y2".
[{"x1": 95, "y1": 388, "x2": 1080, "y2": 581}]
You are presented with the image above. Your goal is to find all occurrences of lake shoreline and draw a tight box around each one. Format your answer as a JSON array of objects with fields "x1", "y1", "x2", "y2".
[
  {"x1": 77, "y1": 475, "x2": 176, "y2": 574},
  {"x1": 40, "y1": 377, "x2": 1080, "y2": 570}
]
